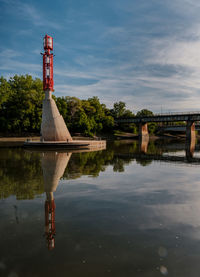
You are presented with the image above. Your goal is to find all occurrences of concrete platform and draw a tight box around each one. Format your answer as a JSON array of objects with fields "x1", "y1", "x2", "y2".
[{"x1": 24, "y1": 139, "x2": 106, "y2": 150}]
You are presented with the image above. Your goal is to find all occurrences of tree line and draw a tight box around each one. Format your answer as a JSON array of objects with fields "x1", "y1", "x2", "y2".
[{"x1": 0, "y1": 75, "x2": 155, "y2": 136}]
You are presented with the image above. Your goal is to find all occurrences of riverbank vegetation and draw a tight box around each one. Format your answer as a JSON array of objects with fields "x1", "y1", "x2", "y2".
[{"x1": 0, "y1": 74, "x2": 156, "y2": 136}]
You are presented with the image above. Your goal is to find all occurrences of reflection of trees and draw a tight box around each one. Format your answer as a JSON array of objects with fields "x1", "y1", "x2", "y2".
[
  {"x1": 135, "y1": 158, "x2": 153, "y2": 167},
  {"x1": 64, "y1": 149, "x2": 135, "y2": 178},
  {"x1": 0, "y1": 146, "x2": 135, "y2": 199},
  {"x1": 113, "y1": 158, "x2": 125, "y2": 172},
  {"x1": 147, "y1": 141, "x2": 161, "y2": 154},
  {"x1": 64, "y1": 150, "x2": 114, "y2": 178},
  {"x1": 0, "y1": 148, "x2": 43, "y2": 199},
  {"x1": 112, "y1": 140, "x2": 138, "y2": 153},
  {"x1": 0, "y1": 140, "x2": 183, "y2": 199}
]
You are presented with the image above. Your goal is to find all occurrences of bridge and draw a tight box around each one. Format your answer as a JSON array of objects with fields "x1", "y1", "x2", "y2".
[
  {"x1": 116, "y1": 111, "x2": 200, "y2": 141},
  {"x1": 115, "y1": 152, "x2": 200, "y2": 166},
  {"x1": 158, "y1": 124, "x2": 200, "y2": 132}
]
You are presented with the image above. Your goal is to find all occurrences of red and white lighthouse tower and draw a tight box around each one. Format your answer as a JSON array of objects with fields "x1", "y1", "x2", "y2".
[
  {"x1": 40, "y1": 34, "x2": 72, "y2": 142},
  {"x1": 42, "y1": 35, "x2": 54, "y2": 92}
]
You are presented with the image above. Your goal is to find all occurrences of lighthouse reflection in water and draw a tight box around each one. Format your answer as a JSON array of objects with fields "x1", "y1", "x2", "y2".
[{"x1": 42, "y1": 151, "x2": 72, "y2": 250}]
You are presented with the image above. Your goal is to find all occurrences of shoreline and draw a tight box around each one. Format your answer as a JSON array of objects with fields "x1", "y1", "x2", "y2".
[{"x1": 0, "y1": 133, "x2": 197, "y2": 142}]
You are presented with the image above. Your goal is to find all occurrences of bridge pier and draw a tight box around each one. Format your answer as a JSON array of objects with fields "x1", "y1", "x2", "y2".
[
  {"x1": 186, "y1": 121, "x2": 195, "y2": 142},
  {"x1": 139, "y1": 135, "x2": 149, "y2": 153},
  {"x1": 185, "y1": 142, "x2": 195, "y2": 160},
  {"x1": 139, "y1": 122, "x2": 149, "y2": 138},
  {"x1": 139, "y1": 123, "x2": 149, "y2": 153},
  {"x1": 185, "y1": 121, "x2": 195, "y2": 160}
]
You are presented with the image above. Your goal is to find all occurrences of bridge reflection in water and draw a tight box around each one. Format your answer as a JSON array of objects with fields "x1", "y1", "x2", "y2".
[
  {"x1": 139, "y1": 135, "x2": 196, "y2": 161},
  {"x1": 122, "y1": 138, "x2": 200, "y2": 165}
]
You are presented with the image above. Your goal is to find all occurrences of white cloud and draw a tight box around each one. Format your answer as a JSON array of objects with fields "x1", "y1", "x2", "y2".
[
  {"x1": 0, "y1": 60, "x2": 40, "y2": 72},
  {"x1": 1, "y1": 0, "x2": 61, "y2": 29},
  {"x1": 0, "y1": 49, "x2": 21, "y2": 58},
  {"x1": 169, "y1": 0, "x2": 200, "y2": 14},
  {"x1": 0, "y1": 48, "x2": 40, "y2": 78},
  {"x1": 2, "y1": 0, "x2": 200, "y2": 112},
  {"x1": 148, "y1": 37, "x2": 200, "y2": 68}
]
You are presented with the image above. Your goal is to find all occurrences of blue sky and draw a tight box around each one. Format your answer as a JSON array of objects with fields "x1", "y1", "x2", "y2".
[{"x1": 1, "y1": 0, "x2": 200, "y2": 112}]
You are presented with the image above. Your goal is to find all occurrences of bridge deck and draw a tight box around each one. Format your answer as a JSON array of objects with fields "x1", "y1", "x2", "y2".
[
  {"x1": 158, "y1": 125, "x2": 200, "y2": 131},
  {"x1": 116, "y1": 112, "x2": 200, "y2": 123}
]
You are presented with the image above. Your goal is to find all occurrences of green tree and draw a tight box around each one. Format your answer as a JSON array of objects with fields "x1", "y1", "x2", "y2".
[
  {"x1": 136, "y1": 109, "x2": 157, "y2": 134},
  {"x1": 112, "y1": 101, "x2": 126, "y2": 118},
  {"x1": 0, "y1": 77, "x2": 12, "y2": 130},
  {"x1": 56, "y1": 97, "x2": 68, "y2": 119},
  {"x1": 136, "y1": 109, "x2": 153, "y2": 117},
  {"x1": 112, "y1": 102, "x2": 135, "y2": 133},
  {"x1": 0, "y1": 75, "x2": 44, "y2": 133}
]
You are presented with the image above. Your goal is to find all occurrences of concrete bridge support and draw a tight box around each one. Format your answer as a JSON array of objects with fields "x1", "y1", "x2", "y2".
[
  {"x1": 185, "y1": 121, "x2": 196, "y2": 160},
  {"x1": 139, "y1": 135, "x2": 149, "y2": 153},
  {"x1": 186, "y1": 121, "x2": 195, "y2": 142},
  {"x1": 139, "y1": 123, "x2": 149, "y2": 153},
  {"x1": 186, "y1": 121, "x2": 196, "y2": 146},
  {"x1": 139, "y1": 122, "x2": 149, "y2": 138},
  {"x1": 185, "y1": 142, "x2": 195, "y2": 160}
]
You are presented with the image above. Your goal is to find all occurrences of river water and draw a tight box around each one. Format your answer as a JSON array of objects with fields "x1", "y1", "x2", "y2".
[{"x1": 0, "y1": 140, "x2": 200, "y2": 277}]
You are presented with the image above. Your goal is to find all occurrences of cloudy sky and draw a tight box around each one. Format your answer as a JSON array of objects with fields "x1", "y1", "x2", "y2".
[{"x1": 1, "y1": 0, "x2": 200, "y2": 112}]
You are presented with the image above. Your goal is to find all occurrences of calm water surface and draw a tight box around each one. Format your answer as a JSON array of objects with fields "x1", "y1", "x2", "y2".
[{"x1": 1, "y1": 140, "x2": 200, "y2": 277}]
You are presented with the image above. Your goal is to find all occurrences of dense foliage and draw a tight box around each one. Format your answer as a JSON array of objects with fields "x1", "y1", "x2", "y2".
[
  {"x1": 0, "y1": 75, "x2": 155, "y2": 136},
  {"x1": 56, "y1": 96, "x2": 115, "y2": 136},
  {"x1": 0, "y1": 75, "x2": 44, "y2": 133}
]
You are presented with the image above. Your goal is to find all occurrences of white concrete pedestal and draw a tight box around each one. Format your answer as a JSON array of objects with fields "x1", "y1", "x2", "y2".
[{"x1": 41, "y1": 90, "x2": 72, "y2": 141}]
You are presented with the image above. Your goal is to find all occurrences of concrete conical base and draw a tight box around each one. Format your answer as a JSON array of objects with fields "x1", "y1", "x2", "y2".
[
  {"x1": 42, "y1": 151, "x2": 72, "y2": 197},
  {"x1": 41, "y1": 90, "x2": 72, "y2": 141}
]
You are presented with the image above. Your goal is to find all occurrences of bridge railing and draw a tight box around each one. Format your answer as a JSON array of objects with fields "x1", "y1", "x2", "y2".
[
  {"x1": 148, "y1": 111, "x2": 200, "y2": 117},
  {"x1": 115, "y1": 111, "x2": 200, "y2": 122}
]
